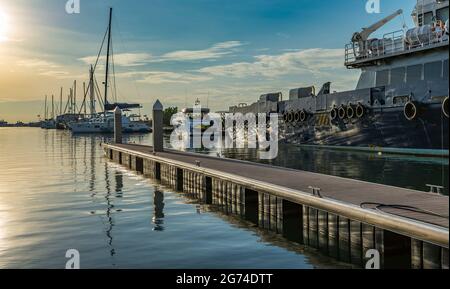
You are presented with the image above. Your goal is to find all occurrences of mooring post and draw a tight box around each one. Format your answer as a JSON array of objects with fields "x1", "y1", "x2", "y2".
[
  {"x1": 153, "y1": 100, "x2": 164, "y2": 152},
  {"x1": 114, "y1": 106, "x2": 122, "y2": 144}
]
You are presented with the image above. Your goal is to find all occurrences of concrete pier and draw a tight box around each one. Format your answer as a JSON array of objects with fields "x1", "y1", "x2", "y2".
[{"x1": 103, "y1": 143, "x2": 449, "y2": 269}]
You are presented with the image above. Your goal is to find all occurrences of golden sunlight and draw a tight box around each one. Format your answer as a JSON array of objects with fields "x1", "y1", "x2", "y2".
[{"x1": 0, "y1": 7, "x2": 9, "y2": 42}]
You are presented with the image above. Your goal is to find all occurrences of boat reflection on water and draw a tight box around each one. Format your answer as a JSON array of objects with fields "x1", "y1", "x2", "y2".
[{"x1": 0, "y1": 128, "x2": 447, "y2": 268}]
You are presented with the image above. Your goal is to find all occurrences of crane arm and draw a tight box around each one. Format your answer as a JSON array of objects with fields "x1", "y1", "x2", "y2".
[{"x1": 352, "y1": 9, "x2": 403, "y2": 43}]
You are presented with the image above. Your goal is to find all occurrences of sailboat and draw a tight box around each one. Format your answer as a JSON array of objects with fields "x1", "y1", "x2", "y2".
[
  {"x1": 68, "y1": 8, "x2": 151, "y2": 134},
  {"x1": 41, "y1": 95, "x2": 56, "y2": 129}
]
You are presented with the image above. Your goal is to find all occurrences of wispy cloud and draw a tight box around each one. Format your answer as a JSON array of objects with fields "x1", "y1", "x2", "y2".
[
  {"x1": 78, "y1": 41, "x2": 244, "y2": 66},
  {"x1": 17, "y1": 59, "x2": 60, "y2": 69},
  {"x1": 16, "y1": 58, "x2": 82, "y2": 79},
  {"x1": 117, "y1": 71, "x2": 211, "y2": 84},
  {"x1": 79, "y1": 53, "x2": 153, "y2": 67},
  {"x1": 160, "y1": 41, "x2": 244, "y2": 61},
  {"x1": 116, "y1": 48, "x2": 356, "y2": 90},
  {"x1": 197, "y1": 48, "x2": 346, "y2": 79}
]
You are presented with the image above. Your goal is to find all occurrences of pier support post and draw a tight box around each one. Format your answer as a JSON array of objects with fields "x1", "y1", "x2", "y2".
[
  {"x1": 153, "y1": 100, "x2": 164, "y2": 152},
  {"x1": 350, "y1": 220, "x2": 363, "y2": 266},
  {"x1": 282, "y1": 200, "x2": 302, "y2": 243},
  {"x1": 318, "y1": 210, "x2": 328, "y2": 254},
  {"x1": 114, "y1": 107, "x2": 122, "y2": 144},
  {"x1": 339, "y1": 217, "x2": 351, "y2": 263},
  {"x1": 362, "y1": 224, "x2": 376, "y2": 266},
  {"x1": 411, "y1": 239, "x2": 423, "y2": 269},
  {"x1": 423, "y1": 242, "x2": 441, "y2": 269},
  {"x1": 205, "y1": 177, "x2": 213, "y2": 204},
  {"x1": 328, "y1": 214, "x2": 339, "y2": 259},
  {"x1": 244, "y1": 189, "x2": 258, "y2": 224}
]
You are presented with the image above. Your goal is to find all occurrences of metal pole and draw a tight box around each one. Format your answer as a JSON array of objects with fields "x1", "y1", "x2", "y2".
[{"x1": 153, "y1": 100, "x2": 164, "y2": 152}]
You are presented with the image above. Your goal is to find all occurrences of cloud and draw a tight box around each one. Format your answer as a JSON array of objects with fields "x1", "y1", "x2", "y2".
[
  {"x1": 78, "y1": 41, "x2": 244, "y2": 66},
  {"x1": 17, "y1": 59, "x2": 60, "y2": 69},
  {"x1": 117, "y1": 71, "x2": 211, "y2": 84},
  {"x1": 198, "y1": 48, "x2": 346, "y2": 78},
  {"x1": 159, "y1": 41, "x2": 244, "y2": 61},
  {"x1": 115, "y1": 48, "x2": 357, "y2": 91},
  {"x1": 16, "y1": 58, "x2": 82, "y2": 79},
  {"x1": 79, "y1": 53, "x2": 154, "y2": 67}
]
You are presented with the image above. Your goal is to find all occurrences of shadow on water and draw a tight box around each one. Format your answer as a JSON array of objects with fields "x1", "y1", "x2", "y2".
[{"x1": 178, "y1": 193, "x2": 352, "y2": 269}]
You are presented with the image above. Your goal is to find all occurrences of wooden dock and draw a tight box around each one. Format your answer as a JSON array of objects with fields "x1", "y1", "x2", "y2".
[{"x1": 103, "y1": 142, "x2": 449, "y2": 269}]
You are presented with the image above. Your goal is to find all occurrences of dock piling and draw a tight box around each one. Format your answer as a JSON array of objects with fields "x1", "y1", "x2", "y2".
[
  {"x1": 153, "y1": 100, "x2": 164, "y2": 153},
  {"x1": 114, "y1": 106, "x2": 122, "y2": 144}
]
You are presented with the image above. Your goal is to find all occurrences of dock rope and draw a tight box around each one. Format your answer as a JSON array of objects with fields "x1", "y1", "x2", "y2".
[{"x1": 360, "y1": 202, "x2": 449, "y2": 226}]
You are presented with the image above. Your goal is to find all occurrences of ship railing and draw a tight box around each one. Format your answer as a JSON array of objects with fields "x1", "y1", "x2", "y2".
[
  {"x1": 382, "y1": 30, "x2": 405, "y2": 55},
  {"x1": 345, "y1": 29, "x2": 449, "y2": 66}
]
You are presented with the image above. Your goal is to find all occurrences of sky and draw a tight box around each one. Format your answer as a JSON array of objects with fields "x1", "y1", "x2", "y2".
[{"x1": 0, "y1": 0, "x2": 416, "y2": 122}]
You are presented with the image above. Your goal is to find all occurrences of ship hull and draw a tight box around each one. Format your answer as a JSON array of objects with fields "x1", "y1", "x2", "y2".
[{"x1": 281, "y1": 104, "x2": 448, "y2": 157}]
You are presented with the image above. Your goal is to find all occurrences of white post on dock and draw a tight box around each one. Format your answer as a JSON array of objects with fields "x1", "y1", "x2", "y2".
[
  {"x1": 114, "y1": 106, "x2": 122, "y2": 144},
  {"x1": 153, "y1": 100, "x2": 164, "y2": 152}
]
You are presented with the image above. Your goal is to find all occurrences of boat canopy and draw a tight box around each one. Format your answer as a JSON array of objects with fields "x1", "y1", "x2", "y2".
[{"x1": 104, "y1": 102, "x2": 142, "y2": 111}]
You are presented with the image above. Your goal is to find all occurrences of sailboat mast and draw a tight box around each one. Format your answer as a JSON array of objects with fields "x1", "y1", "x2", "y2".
[
  {"x1": 74, "y1": 80, "x2": 77, "y2": 114},
  {"x1": 69, "y1": 88, "x2": 73, "y2": 114},
  {"x1": 51, "y1": 95, "x2": 54, "y2": 120},
  {"x1": 89, "y1": 65, "x2": 95, "y2": 116},
  {"x1": 104, "y1": 7, "x2": 113, "y2": 114},
  {"x1": 60, "y1": 87, "x2": 63, "y2": 115},
  {"x1": 83, "y1": 82, "x2": 87, "y2": 116},
  {"x1": 44, "y1": 95, "x2": 48, "y2": 121}
]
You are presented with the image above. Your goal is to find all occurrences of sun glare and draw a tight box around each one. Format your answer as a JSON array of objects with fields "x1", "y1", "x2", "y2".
[{"x1": 0, "y1": 8, "x2": 9, "y2": 42}]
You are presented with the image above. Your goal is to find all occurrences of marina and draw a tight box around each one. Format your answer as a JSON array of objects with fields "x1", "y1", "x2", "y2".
[
  {"x1": 0, "y1": 126, "x2": 448, "y2": 269},
  {"x1": 0, "y1": 0, "x2": 448, "y2": 273},
  {"x1": 37, "y1": 8, "x2": 152, "y2": 135}
]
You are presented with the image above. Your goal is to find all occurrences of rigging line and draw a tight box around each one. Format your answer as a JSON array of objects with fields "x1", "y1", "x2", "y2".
[
  {"x1": 63, "y1": 93, "x2": 70, "y2": 114},
  {"x1": 77, "y1": 82, "x2": 92, "y2": 115},
  {"x1": 94, "y1": 77, "x2": 105, "y2": 109},
  {"x1": 112, "y1": 13, "x2": 142, "y2": 100},
  {"x1": 93, "y1": 26, "x2": 109, "y2": 72},
  {"x1": 360, "y1": 202, "x2": 449, "y2": 219},
  {"x1": 112, "y1": 45, "x2": 119, "y2": 103},
  {"x1": 110, "y1": 37, "x2": 118, "y2": 103}
]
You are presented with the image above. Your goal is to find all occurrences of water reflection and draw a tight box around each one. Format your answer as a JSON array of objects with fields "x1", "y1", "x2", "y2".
[
  {"x1": 0, "y1": 128, "x2": 447, "y2": 269},
  {"x1": 164, "y1": 134, "x2": 449, "y2": 195},
  {"x1": 152, "y1": 190, "x2": 165, "y2": 231},
  {"x1": 104, "y1": 162, "x2": 116, "y2": 259}
]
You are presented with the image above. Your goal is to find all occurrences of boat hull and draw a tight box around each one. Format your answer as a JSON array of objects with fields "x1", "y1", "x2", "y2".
[{"x1": 280, "y1": 104, "x2": 448, "y2": 156}]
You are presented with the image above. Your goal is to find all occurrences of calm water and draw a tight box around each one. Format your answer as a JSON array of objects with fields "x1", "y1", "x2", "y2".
[{"x1": 0, "y1": 128, "x2": 448, "y2": 269}]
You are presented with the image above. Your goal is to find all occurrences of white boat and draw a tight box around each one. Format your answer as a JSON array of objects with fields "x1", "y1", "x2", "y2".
[
  {"x1": 67, "y1": 8, "x2": 151, "y2": 135},
  {"x1": 40, "y1": 95, "x2": 57, "y2": 129},
  {"x1": 69, "y1": 113, "x2": 151, "y2": 133},
  {"x1": 41, "y1": 119, "x2": 56, "y2": 129}
]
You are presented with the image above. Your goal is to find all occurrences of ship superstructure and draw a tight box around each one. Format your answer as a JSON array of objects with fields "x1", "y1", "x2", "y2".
[{"x1": 229, "y1": 0, "x2": 449, "y2": 156}]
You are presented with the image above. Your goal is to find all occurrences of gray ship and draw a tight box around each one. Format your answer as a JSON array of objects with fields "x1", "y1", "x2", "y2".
[{"x1": 229, "y1": 0, "x2": 449, "y2": 157}]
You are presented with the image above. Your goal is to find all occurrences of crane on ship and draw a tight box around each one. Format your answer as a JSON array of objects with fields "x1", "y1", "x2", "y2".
[{"x1": 351, "y1": 9, "x2": 404, "y2": 58}]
